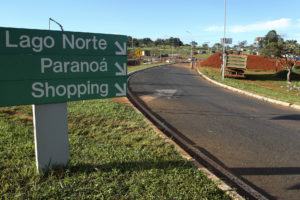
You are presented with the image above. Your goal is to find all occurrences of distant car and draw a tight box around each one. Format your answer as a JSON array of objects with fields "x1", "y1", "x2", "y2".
[
  {"x1": 210, "y1": 50, "x2": 216, "y2": 53},
  {"x1": 187, "y1": 57, "x2": 195, "y2": 62},
  {"x1": 166, "y1": 59, "x2": 175, "y2": 63},
  {"x1": 161, "y1": 54, "x2": 169, "y2": 57},
  {"x1": 201, "y1": 51, "x2": 206, "y2": 54}
]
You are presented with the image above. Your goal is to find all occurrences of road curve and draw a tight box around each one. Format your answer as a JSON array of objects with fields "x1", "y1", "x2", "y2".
[{"x1": 128, "y1": 65, "x2": 300, "y2": 200}]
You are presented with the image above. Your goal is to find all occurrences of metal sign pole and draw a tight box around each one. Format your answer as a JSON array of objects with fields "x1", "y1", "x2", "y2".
[{"x1": 33, "y1": 103, "x2": 69, "y2": 172}]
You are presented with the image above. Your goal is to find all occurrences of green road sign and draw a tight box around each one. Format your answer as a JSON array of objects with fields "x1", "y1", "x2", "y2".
[
  {"x1": 0, "y1": 55, "x2": 127, "y2": 80},
  {"x1": 0, "y1": 77, "x2": 127, "y2": 107},
  {"x1": 0, "y1": 27, "x2": 127, "y2": 107},
  {"x1": 0, "y1": 27, "x2": 127, "y2": 56}
]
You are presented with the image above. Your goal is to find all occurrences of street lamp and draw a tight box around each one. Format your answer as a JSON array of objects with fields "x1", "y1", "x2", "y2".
[{"x1": 49, "y1": 18, "x2": 64, "y2": 31}]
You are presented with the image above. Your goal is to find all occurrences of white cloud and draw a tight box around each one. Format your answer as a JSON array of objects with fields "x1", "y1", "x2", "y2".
[
  {"x1": 205, "y1": 18, "x2": 292, "y2": 33},
  {"x1": 204, "y1": 25, "x2": 223, "y2": 32}
]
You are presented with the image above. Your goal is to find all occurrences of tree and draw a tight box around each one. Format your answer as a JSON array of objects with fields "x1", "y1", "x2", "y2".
[
  {"x1": 142, "y1": 38, "x2": 154, "y2": 46},
  {"x1": 281, "y1": 40, "x2": 300, "y2": 82},
  {"x1": 238, "y1": 40, "x2": 247, "y2": 48},
  {"x1": 133, "y1": 38, "x2": 140, "y2": 47},
  {"x1": 259, "y1": 30, "x2": 300, "y2": 82},
  {"x1": 127, "y1": 36, "x2": 133, "y2": 48},
  {"x1": 202, "y1": 43, "x2": 208, "y2": 48},
  {"x1": 259, "y1": 42, "x2": 283, "y2": 72},
  {"x1": 213, "y1": 43, "x2": 222, "y2": 50},
  {"x1": 259, "y1": 30, "x2": 283, "y2": 48},
  {"x1": 166, "y1": 37, "x2": 183, "y2": 47},
  {"x1": 191, "y1": 41, "x2": 198, "y2": 47},
  {"x1": 154, "y1": 38, "x2": 165, "y2": 46}
]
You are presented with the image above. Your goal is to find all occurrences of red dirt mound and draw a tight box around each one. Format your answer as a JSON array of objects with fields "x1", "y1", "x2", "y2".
[
  {"x1": 247, "y1": 55, "x2": 284, "y2": 71},
  {"x1": 198, "y1": 53, "x2": 300, "y2": 71},
  {"x1": 198, "y1": 53, "x2": 222, "y2": 68}
]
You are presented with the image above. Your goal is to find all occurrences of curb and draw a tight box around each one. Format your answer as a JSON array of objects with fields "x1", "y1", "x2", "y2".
[{"x1": 197, "y1": 68, "x2": 300, "y2": 111}]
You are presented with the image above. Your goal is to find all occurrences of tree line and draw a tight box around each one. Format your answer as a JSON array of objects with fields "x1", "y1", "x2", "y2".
[{"x1": 127, "y1": 36, "x2": 195, "y2": 47}]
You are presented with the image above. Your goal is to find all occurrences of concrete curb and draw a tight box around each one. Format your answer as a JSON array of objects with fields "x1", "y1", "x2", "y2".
[{"x1": 197, "y1": 68, "x2": 300, "y2": 111}]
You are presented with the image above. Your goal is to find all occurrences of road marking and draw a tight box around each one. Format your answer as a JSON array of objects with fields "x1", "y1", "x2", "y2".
[{"x1": 156, "y1": 89, "x2": 177, "y2": 97}]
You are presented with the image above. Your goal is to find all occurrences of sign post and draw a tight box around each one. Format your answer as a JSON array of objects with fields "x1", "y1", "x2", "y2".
[
  {"x1": 220, "y1": 37, "x2": 232, "y2": 80},
  {"x1": 33, "y1": 103, "x2": 69, "y2": 171},
  {"x1": 0, "y1": 27, "x2": 127, "y2": 172}
]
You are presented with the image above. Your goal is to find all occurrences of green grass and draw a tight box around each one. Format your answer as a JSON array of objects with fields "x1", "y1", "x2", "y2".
[
  {"x1": 194, "y1": 54, "x2": 213, "y2": 60},
  {"x1": 199, "y1": 66, "x2": 300, "y2": 105},
  {"x1": 0, "y1": 65, "x2": 232, "y2": 199},
  {"x1": 128, "y1": 63, "x2": 166, "y2": 73},
  {"x1": 128, "y1": 46, "x2": 216, "y2": 57}
]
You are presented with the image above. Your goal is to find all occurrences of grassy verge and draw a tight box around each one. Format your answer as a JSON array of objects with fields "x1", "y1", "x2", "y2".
[
  {"x1": 0, "y1": 65, "x2": 231, "y2": 199},
  {"x1": 128, "y1": 63, "x2": 166, "y2": 73},
  {"x1": 198, "y1": 66, "x2": 300, "y2": 105},
  {"x1": 194, "y1": 54, "x2": 213, "y2": 60}
]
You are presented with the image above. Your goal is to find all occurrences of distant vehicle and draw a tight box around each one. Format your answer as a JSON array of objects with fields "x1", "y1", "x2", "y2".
[
  {"x1": 226, "y1": 50, "x2": 234, "y2": 54},
  {"x1": 210, "y1": 50, "x2": 216, "y2": 53},
  {"x1": 201, "y1": 51, "x2": 206, "y2": 54},
  {"x1": 161, "y1": 54, "x2": 169, "y2": 57},
  {"x1": 166, "y1": 59, "x2": 175, "y2": 63},
  {"x1": 187, "y1": 57, "x2": 195, "y2": 62},
  {"x1": 192, "y1": 52, "x2": 198, "y2": 55}
]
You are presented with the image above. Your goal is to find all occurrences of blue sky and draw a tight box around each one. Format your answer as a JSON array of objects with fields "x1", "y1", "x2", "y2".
[{"x1": 2, "y1": 0, "x2": 300, "y2": 46}]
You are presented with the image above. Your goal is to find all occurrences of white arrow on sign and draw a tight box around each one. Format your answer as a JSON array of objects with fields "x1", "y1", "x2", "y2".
[
  {"x1": 115, "y1": 41, "x2": 126, "y2": 55},
  {"x1": 115, "y1": 62, "x2": 126, "y2": 76},
  {"x1": 115, "y1": 83, "x2": 127, "y2": 97}
]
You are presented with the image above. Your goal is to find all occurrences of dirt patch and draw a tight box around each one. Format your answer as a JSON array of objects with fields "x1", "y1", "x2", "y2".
[
  {"x1": 247, "y1": 55, "x2": 283, "y2": 71},
  {"x1": 171, "y1": 63, "x2": 193, "y2": 69},
  {"x1": 198, "y1": 53, "x2": 300, "y2": 71},
  {"x1": 111, "y1": 97, "x2": 133, "y2": 107},
  {"x1": 198, "y1": 53, "x2": 223, "y2": 68},
  {"x1": 0, "y1": 108, "x2": 33, "y2": 121}
]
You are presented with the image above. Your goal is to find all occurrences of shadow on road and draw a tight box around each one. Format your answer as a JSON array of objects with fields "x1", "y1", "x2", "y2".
[
  {"x1": 231, "y1": 167, "x2": 300, "y2": 176},
  {"x1": 271, "y1": 114, "x2": 300, "y2": 120}
]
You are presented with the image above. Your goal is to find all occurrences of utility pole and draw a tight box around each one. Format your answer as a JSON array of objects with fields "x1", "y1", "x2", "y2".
[
  {"x1": 132, "y1": 38, "x2": 134, "y2": 48},
  {"x1": 186, "y1": 31, "x2": 193, "y2": 67},
  {"x1": 222, "y1": 0, "x2": 226, "y2": 80},
  {"x1": 190, "y1": 42, "x2": 193, "y2": 60},
  {"x1": 172, "y1": 39, "x2": 174, "y2": 58}
]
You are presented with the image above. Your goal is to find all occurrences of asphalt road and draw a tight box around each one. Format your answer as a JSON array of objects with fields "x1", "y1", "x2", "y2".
[{"x1": 128, "y1": 65, "x2": 300, "y2": 200}]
